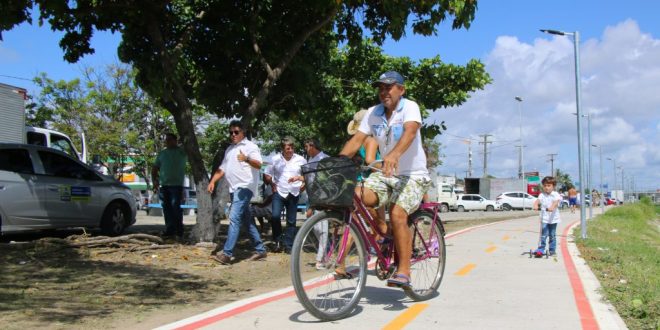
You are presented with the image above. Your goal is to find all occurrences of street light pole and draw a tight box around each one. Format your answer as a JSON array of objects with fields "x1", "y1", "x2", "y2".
[
  {"x1": 541, "y1": 29, "x2": 587, "y2": 238},
  {"x1": 515, "y1": 96, "x2": 525, "y2": 209},
  {"x1": 593, "y1": 144, "x2": 604, "y2": 214},
  {"x1": 585, "y1": 113, "x2": 593, "y2": 219},
  {"x1": 607, "y1": 157, "x2": 617, "y2": 191}
]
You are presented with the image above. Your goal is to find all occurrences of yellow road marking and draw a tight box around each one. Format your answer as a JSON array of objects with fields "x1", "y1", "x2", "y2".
[
  {"x1": 382, "y1": 303, "x2": 429, "y2": 330},
  {"x1": 485, "y1": 246, "x2": 497, "y2": 253},
  {"x1": 454, "y1": 263, "x2": 476, "y2": 276},
  {"x1": 502, "y1": 235, "x2": 510, "y2": 241}
]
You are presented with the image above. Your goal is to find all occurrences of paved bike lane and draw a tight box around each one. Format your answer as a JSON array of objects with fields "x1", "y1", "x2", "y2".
[{"x1": 156, "y1": 210, "x2": 625, "y2": 330}]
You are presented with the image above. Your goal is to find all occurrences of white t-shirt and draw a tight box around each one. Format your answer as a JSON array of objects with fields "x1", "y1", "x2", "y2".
[
  {"x1": 538, "y1": 191, "x2": 562, "y2": 224},
  {"x1": 219, "y1": 138, "x2": 262, "y2": 194},
  {"x1": 266, "y1": 153, "x2": 307, "y2": 198},
  {"x1": 357, "y1": 98, "x2": 429, "y2": 177}
]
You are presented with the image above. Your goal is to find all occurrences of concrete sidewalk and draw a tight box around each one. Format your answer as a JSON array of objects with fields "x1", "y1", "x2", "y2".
[{"x1": 151, "y1": 208, "x2": 626, "y2": 330}]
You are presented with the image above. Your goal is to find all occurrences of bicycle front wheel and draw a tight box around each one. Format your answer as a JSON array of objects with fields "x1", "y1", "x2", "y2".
[
  {"x1": 290, "y1": 211, "x2": 368, "y2": 321},
  {"x1": 405, "y1": 210, "x2": 446, "y2": 301}
]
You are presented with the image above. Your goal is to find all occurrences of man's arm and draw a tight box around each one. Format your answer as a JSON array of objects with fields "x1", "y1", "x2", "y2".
[
  {"x1": 207, "y1": 168, "x2": 225, "y2": 193},
  {"x1": 382, "y1": 121, "x2": 420, "y2": 177},
  {"x1": 364, "y1": 136, "x2": 380, "y2": 168},
  {"x1": 339, "y1": 131, "x2": 368, "y2": 158}
]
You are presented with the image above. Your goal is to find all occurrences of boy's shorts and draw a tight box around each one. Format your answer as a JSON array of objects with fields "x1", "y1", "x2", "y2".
[
  {"x1": 363, "y1": 171, "x2": 431, "y2": 215},
  {"x1": 569, "y1": 197, "x2": 577, "y2": 206}
]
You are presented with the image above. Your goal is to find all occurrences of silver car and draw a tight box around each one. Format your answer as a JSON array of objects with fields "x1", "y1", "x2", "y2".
[{"x1": 0, "y1": 143, "x2": 136, "y2": 235}]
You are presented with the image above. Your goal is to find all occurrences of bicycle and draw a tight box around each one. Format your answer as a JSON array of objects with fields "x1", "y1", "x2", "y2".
[{"x1": 290, "y1": 157, "x2": 447, "y2": 321}]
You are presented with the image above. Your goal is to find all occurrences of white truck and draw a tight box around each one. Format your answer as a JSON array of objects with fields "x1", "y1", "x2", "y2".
[
  {"x1": 426, "y1": 172, "x2": 457, "y2": 212},
  {"x1": 0, "y1": 82, "x2": 86, "y2": 162}
]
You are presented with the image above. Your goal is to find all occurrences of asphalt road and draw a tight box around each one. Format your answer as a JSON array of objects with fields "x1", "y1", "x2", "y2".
[{"x1": 152, "y1": 208, "x2": 627, "y2": 330}]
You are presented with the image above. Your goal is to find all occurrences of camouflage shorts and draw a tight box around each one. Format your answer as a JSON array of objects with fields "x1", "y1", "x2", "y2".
[{"x1": 363, "y1": 171, "x2": 432, "y2": 215}]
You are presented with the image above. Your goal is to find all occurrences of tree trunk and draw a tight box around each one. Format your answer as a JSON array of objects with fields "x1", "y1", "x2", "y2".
[{"x1": 167, "y1": 103, "x2": 219, "y2": 243}]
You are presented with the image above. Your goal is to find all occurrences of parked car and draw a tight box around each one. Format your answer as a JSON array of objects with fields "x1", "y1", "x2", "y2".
[
  {"x1": 455, "y1": 194, "x2": 500, "y2": 212},
  {"x1": 0, "y1": 143, "x2": 136, "y2": 236},
  {"x1": 605, "y1": 197, "x2": 616, "y2": 205},
  {"x1": 495, "y1": 191, "x2": 537, "y2": 210}
]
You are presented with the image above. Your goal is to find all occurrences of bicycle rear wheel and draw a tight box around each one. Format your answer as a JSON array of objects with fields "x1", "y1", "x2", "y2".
[
  {"x1": 290, "y1": 211, "x2": 367, "y2": 321},
  {"x1": 405, "y1": 210, "x2": 446, "y2": 301}
]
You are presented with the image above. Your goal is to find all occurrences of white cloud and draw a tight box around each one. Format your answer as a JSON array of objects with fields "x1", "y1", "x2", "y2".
[{"x1": 430, "y1": 20, "x2": 660, "y2": 190}]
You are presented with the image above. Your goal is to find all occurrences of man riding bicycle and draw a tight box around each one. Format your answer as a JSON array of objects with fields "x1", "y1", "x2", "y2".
[{"x1": 339, "y1": 71, "x2": 431, "y2": 288}]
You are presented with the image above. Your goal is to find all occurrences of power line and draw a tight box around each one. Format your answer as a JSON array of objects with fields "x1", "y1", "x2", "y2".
[{"x1": 0, "y1": 74, "x2": 33, "y2": 82}]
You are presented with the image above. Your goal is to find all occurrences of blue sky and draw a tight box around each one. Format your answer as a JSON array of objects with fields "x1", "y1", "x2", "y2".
[{"x1": 1, "y1": 0, "x2": 659, "y2": 192}]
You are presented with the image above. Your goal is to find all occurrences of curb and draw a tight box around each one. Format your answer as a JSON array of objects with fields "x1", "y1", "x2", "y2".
[{"x1": 564, "y1": 222, "x2": 628, "y2": 330}]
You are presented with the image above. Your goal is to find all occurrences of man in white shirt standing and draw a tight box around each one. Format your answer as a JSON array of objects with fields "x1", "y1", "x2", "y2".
[
  {"x1": 340, "y1": 71, "x2": 431, "y2": 288},
  {"x1": 264, "y1": 137, "x2": 307, "y2": 253},
  {"x1": 208, "y1": 120, "x2": 267, "y2": 264}
]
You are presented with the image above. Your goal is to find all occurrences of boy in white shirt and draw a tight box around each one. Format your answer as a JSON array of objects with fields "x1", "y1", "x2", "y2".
[{"x1": 533, "y1": 176, "x2": 562, "y2": 256}]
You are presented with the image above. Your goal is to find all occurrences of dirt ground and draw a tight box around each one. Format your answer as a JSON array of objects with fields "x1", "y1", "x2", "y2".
[{"x1": 0, "y1": 216, "x2": 509, "y2": 330}]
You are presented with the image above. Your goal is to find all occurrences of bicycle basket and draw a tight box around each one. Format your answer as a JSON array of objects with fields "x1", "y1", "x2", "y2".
[{"x1": 301, "y1": 157, "x2": 358, "y2": 208}]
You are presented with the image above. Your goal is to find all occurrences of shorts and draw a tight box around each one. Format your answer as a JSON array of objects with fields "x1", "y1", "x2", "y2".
[
  {"x1": 569, "y1": 197, "x2": 577, "y2": 206},
  {"x1": 363, "y1": 171, "x2": 431, "y2": 215}
]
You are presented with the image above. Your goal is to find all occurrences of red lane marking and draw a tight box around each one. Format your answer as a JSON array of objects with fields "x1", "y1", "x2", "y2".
[
  {"x1": 173, "y1": 290, "x2": 297, "y2": 330},
  {"x1": 561, "y1": 222, "x2": 599, "y2": 330}
]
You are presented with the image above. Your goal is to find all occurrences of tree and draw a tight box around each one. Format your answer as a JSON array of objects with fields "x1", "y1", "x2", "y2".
[
  {"x1": 554, "y1": 168, "x2": 573, "y2": 193},
  {"x1": 2, "y1": 0, "x2": 483, "y2": 242},
  {"x1": 29, "y1": 65, "x2": 174, "y2": 186}
]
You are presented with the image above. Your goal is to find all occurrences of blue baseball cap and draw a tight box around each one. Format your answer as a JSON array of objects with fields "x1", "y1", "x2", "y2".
[{"x1": 371, "y1": 71, "x2": 405, "y2": 87}]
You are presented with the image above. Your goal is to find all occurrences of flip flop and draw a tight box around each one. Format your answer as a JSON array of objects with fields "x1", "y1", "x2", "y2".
[
  {"x1": 333, "y1": 269, "x2": 354, "y2": 280},
  {"x1": 387, "y1": 273, "x2": 411, "y2": 288}
]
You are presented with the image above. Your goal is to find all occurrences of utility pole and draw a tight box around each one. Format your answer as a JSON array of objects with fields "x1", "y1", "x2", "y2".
[
  {"x1": 479, "y1": 134, "x2": 492, "y2": 178},
  {"x1": 547, "y1": 153, "x2": 558, "y2": 177},
  {"x1": 464, "y1": 139, "x2": 473, "y2": 177}
]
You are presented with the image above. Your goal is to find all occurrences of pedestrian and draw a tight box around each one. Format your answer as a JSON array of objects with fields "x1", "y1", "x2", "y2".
[
  {"x1": 303, "y1": 138, "x2": 329, "y2": 218},
  {"x1": 533, "y1": 176, "x2": 562, "y2": 256},
  {"x1": 303, "y1": 138, "x2": 330, "y2": 269},
  {"x1": 264, "y1": 137, "x2": 307, "y2": 253},
  {"x1": 339, "y1": 70, "x2": 432, "y2": 288},
  {"x1": 207, "y1": 120, "x2": 267, "y2": 264},
  {"x1": 151, "y1": 133, "x2": 188, "y2": 240},
  {"x1": 568, "y1": 187, "x2": 578, "y2": 213}
]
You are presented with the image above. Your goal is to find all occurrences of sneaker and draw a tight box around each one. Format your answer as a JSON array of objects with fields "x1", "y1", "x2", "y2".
[
  {"x1": 315, "y1": 261, "x2": 327, "y2": 270},
  {"x1": 549, "y1": 251, "x2": 557, "y2": 256},
  {"x1": 249, "y1": 251, "x2": 268, "y2": 261},
  {"x1": 212, "y1": 252, "x2": 232, "y2": 265}
]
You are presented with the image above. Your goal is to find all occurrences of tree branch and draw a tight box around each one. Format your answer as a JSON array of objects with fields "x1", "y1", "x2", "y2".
[{"x1": 247, "y1": 7, "x2": 338, "y2": 120}]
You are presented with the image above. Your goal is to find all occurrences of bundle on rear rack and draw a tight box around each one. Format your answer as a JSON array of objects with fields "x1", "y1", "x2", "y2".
[{"x1": 301, "y1": 157, "x2": 358, "y2": 209}]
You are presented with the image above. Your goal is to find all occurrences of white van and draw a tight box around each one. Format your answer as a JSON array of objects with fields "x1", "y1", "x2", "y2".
[{"x1": 26, "y1": 126, "x2": 87, "y2": 163}]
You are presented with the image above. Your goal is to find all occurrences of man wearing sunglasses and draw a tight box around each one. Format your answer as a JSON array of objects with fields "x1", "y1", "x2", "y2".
[
  {"x1": 339, "y1": 71, "x2": 431, "y2": 289},
  {"x1": 208, "y1": 120, "x2": 267, "y2": 264}
]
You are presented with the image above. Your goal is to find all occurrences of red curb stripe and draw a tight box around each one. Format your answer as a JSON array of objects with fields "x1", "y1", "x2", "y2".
[
  {"x1": 173, "y1": 289, "x2": 296, "y2": 330},
  {"x1": 561, "y1": 221, "x2": 599, "y2": 330}
]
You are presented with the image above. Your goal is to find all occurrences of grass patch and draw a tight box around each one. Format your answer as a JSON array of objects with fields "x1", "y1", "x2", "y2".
[{"x1": 575, "y1": 197, "x2": 659, "y2": 330}]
